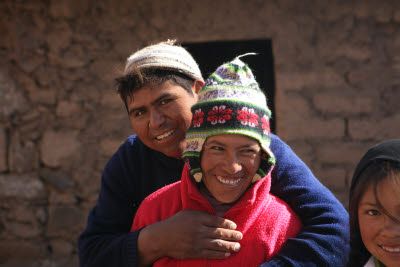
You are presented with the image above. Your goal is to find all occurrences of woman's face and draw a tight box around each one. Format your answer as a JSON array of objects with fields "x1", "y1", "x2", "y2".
[
  {"x1": 200, "y1": 134, "x2": 261, "y2": 204},
  {"x1": 358, "y1": 176, "x2": 400, "y2": 267}
]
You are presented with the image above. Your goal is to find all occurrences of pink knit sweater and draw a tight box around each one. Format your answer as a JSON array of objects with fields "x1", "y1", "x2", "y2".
[{"x1": 131, "y1": 164, "x2": 302, "y2": 267}]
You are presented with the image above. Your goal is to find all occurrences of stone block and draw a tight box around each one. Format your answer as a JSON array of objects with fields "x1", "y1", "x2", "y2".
[
  {"x1": 33, "y1": 65, "x2": 61, "y2": 88},
  {"x1": 352, "y1": 3, "x2": 369, "y2": 19},
  {"x1": 0, "y1": 70, "x2": 29, "y2": 119},
  {"x1": 276, "y1": 67, "x2": 347, "y2": 92},
  {"x1": 47, "y1": 205, "x2": 87, "y2": 236},
  {"x1": 0, "y1": 126, "x2": 7, "y2": 172},
  {"x1": 285, "y1": 141, "x2": 314, "y2": 168},
  {"x1": 279, "y1": 115, "x2": 345, "y2": 141},
  {"x1": 347, "y1": 65, "x2": 389, "y2": 93},
  {"x1": 373, "y1": 4, "x2": 393, "y2": 23},
  {"x1": 278, "y1": 94, "x2": 346, "y2": 140},
  {"x1": 394, "y1": 9, "x2": 400, "y2": 22},
  {"x1": 49, "y1": 191, "x2": 77, "y2": 205},
  {"x1": 0, "y1": 174, "x2": 45, "y2": 200},
  {"x1": 333, "y1": 44, "x2": 371, "y2": 62},
  {"x1": 40, "y1": 168, "x2": 74, "y2": 190},
  {"x1": 40, "y1": 130, "x2": 80, "y2": 168},
  {"x1": 313, "y1": 93, "x2": 373, "y2": 114},
  {"x1": 18, "y1": 72, "x2": 40, "y2": 97},
  {"x1": 11, "y1": 205, "x2": 36, "y2": 223},
  {"x1": 100, "y1": 139, "x2": 123, "y2": 156},
  {"x1": 313, "y1": 167, "x2": 347, "y2": 192},
  {"x1": 381, "y1": 85, "x2": 400, "y2": 115},
  {"x1": 349, "y1": 114, "x2": 400, "y2": 140},
  {"x1": 9, "y1": 132, "x2": 38, "y2": 173},
  {"x1": 100, "y1": 91, "x2": 125, "y2": 110},
  {"x1": 73, "y1": 169, "x2": 101, "y2": 201},
  {"x1": 46, "y1": 22, "x2": 72, "y2": 54},
  {"x1": 28, "y1": 89, "x2": 57, "y2": 106},
  {"x1": 49, "y1": 52, "x2": 87, "y2": 69},
  {"x1": 277, "y1": 93, "x2": 311, "y2": 118},
  {"x1": 50, "y1": 239, "x2": 74, "y2": 256},
  {"x1": 315, "y1": 142, "x2": 372, "y2": 166},
  {"x1": 89, "y1": 57, "x2": 121, "y2": 85},
  {"x1": 49, "y1": 0, "x2": 88, "y2": 19},
  {"x1": 35, "y1": 208, "x2": 47, "y2": 224},
  {"x1": 7, "y1": 222, "x2": 41, "y2": 239},
  {"x1": 15, "y1": 53, "x2": 45, "y2": 74},
  {"x1": 0, "y1": 241, "x2": 47, "y2": 263},
  {"x1": 56, "y1": 101, "x2": 81, "y2": 118}
]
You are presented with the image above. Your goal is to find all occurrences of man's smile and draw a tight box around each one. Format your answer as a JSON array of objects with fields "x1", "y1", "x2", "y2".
[
  {"x1": 155, "y1": 130, "x2": 175, "y2": 141},
  {"x1": 216, "y1": 175, "x2": 243, "y2": 186}
]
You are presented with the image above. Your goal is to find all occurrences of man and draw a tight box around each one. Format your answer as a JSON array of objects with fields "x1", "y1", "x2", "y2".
[{"x1": 79, "y1": 40, "x2": 350, "y2": 267}]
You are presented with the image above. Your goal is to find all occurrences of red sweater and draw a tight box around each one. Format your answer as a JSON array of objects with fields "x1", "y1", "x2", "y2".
[{"x1": 131, "y1": 164, "x2": 302, "y2": 267}]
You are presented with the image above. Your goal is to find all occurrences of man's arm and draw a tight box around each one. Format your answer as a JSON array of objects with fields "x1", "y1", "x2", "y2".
[
  {"x1": 263, "y1": 134, "x2": 350, "y2": 266},
  {"x1": 78, "y1": 137, "x2": 242, "y2": 267},
  {"x1": 78, "y1": 163, "x2": 140, "y2": 267},
  {"x1": 79, "y1": 174, "x2": 242, "y2": 267}
]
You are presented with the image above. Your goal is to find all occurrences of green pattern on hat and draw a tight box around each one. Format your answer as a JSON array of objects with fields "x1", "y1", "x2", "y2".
[{"x1": 182, "y1": 55, "x2": 275, "y2": 183}]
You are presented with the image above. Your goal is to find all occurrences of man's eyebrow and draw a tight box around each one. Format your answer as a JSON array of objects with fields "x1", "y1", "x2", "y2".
[{"x1": 151, "y1": 93, "x2": 173, "y2": 105}]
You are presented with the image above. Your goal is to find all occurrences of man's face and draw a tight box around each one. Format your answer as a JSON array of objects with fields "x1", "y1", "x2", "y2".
[
  {"x1": 127, "y1": 80, "x2": 199, "y2": 158},
  {"x1": 358, "y1": 176, "x2": 400, "y2": 267},
  {"x1": 201, "y1": 134, "x2": 261, "y2": 204}
]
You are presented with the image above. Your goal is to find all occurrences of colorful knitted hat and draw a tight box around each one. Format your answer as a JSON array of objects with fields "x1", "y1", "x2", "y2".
[
  {"x1": 182, "y1": 54, "x2": 275, "y2": 183},
  {"x1": 124, "y1": 40, "x2": 204, "y2": 81}
]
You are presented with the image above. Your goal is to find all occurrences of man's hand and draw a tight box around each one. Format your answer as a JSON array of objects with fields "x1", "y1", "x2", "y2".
[{"x1": 137, "y1": 210, "x2": 242, "y2": 266}]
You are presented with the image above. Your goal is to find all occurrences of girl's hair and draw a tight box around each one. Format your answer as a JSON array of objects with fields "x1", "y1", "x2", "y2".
[{"x1": 347, "y1": 160, "x2": 400, "y2": 267}]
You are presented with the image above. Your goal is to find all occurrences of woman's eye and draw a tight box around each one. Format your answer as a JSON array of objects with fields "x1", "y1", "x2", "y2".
[
  {"x1": 211, "y1": 146, "x2": 224, "y2": 151},
  {"x1": 367, "y1": 209, "x2": 380, "y2": 216}
]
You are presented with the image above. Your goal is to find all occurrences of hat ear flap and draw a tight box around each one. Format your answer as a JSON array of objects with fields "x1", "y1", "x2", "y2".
[
  {"x1": 253, "y1": 151, "x2": 274, "y2": 183},
  {"x1": 193, "y1": 173, "x2": 203, "y2": 182},
  {"x1": 252, "y1": 173, "x2": 262, "y2": 183},
  {"x1": 184, "y1": 154, "x2": 203, "y2": 183}
]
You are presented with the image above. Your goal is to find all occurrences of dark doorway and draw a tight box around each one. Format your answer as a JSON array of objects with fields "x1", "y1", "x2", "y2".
[{"x1": 182, "y1": 39, "x2": 276, "y2": 133}]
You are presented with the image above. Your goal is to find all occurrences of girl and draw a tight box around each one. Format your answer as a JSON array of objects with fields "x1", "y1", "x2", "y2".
[{"x1": 348, "y1": 139, "x2": 400, "y2": 267}]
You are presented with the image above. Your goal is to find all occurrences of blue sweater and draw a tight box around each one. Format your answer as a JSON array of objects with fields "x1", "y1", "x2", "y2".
[{"x1": 78, "y1": 134, "x2": 350, "y2": 266}]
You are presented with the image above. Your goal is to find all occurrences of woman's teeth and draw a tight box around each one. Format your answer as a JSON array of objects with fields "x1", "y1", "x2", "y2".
[
  {"x1": 381, "y1": 245, "x2": 400, "y2": 253},
  {"x1": 217, "y1": 176, "x2": 242, "y2": 185},
  {"x1": 156, "y1": 130, "x2": 174, "y2": 140}
]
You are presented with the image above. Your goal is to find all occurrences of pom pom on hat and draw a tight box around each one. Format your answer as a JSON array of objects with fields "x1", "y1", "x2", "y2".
[
  {"x1": 183, "y1": 54, "x2": 275, "y2": 183},
  {"x1": 124, "y1": 40, "x2": 204, "y2": 81}
]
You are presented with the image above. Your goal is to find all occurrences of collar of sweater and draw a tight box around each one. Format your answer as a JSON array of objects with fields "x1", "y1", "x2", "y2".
[{"x1": 180, "y1": 163, "x2": 272, "y2": 217}]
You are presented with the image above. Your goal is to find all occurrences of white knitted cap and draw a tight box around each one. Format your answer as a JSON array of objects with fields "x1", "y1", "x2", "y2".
[{"x1": 124, "y1": 40, "x2": 204, "y2": 81}]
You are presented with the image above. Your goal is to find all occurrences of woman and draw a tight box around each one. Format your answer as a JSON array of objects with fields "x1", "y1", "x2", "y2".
[
  {"x1": 348, "y1": 139, "x2": 400, "y2": 267},
  {"x1": 131, "y1": 56, "x2": 303, "y2": 266}
]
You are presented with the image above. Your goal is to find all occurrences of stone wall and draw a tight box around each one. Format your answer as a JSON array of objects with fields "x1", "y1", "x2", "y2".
[{"x1": 0, "y1": 0, "x2": 399, "y2": 266}]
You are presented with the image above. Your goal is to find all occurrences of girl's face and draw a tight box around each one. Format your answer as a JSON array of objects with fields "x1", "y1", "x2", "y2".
[{"x1": 358, "y1": 176, "x2": 400, "y2": 267}]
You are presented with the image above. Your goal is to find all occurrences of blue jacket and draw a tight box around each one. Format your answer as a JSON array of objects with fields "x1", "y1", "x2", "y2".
[{"x1": 78, "y1": 133, "x2": 350, "y2": 266}]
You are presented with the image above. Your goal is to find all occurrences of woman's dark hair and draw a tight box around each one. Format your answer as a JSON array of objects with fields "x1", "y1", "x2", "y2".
[
  {"x1": 115, "y1": 68, "x2": 196, "y2": 111},
  {"x1": 347, "y1": 160, "x2": 400, "y2": 266}
]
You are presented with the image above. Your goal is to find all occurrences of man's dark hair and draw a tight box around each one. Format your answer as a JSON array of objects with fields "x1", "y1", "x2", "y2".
[{"x1": 115, "y1": 68, "x2": 196, "y2": 112}]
